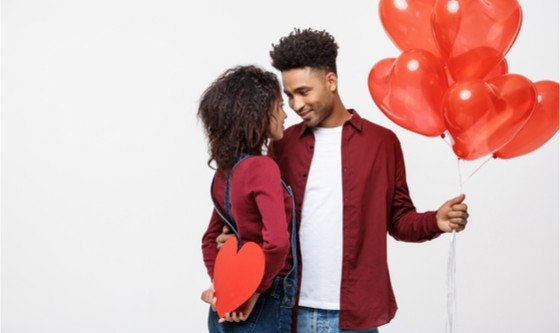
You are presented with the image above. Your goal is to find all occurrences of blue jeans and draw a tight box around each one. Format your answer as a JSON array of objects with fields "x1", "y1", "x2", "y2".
[
  {"x1": 297, "y1": 306, "x2": 379, "y2": 333},
  {"x1": 208, "y1": 275, "x2": 296, "y2": 333}
]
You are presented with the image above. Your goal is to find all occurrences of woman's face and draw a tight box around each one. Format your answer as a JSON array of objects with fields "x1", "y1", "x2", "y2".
[{"x1": 269, "y1": 98, "x2": 287, "y2": 141}]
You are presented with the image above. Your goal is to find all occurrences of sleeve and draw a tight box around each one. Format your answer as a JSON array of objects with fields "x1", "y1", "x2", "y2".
[
  {"x1": 201, "y1": 209, "x2": 223, "y2": 279},
  {"x1": 387, "y1": 134, "x2": 443, "y2": 242},
  {"x1": 247, "y1": 157, "x2": 290, "y2": 293}
]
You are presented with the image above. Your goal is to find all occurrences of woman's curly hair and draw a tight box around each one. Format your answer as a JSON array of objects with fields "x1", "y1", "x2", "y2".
[
  {"x1": 198, "y1": 65, "x2": 281, "y2": 170},
  {"x1": 270, "y1": 28, "x2": 339, "y2": 74}
]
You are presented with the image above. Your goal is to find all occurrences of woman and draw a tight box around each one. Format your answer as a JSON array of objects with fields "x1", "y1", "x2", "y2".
[{"x1": 198, "y1": 65, "x2": 297, "y2": 333}]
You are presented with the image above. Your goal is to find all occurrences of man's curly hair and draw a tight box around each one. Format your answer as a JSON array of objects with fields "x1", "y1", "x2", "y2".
[
  {"x1": 198, "y1": 65, "x2": 280, "y2": 170},
  {"x1": 270, "y1": 28, "x2": 339, "y2": 74}
]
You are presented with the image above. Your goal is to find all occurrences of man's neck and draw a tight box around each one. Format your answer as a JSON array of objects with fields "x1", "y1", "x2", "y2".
[{"x1": 318, "y1": 98, "x2": 351, "y2": 128}]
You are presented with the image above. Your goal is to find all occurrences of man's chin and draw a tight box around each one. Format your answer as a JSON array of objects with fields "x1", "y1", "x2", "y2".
[{"x1": 303, "y1": 117, "x2": 320, "y2": 127}]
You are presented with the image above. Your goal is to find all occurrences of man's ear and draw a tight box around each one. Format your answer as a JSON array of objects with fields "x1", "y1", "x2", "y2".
[{"x1": 326, "y1": 72, "x2": 338, "y2": 92}]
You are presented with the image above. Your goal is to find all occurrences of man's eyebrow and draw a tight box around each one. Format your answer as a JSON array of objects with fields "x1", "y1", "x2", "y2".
[{"x1": 285, "y1": 86, "x2": 310, "y2": 95}]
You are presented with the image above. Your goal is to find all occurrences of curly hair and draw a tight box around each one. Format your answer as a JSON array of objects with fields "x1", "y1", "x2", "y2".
[
  {"x1": 198, "y1": 65, "x2": 281, "y2": 170},
  {"x1": 270, "y1": 28, "x2": 339, "y2": 74}
]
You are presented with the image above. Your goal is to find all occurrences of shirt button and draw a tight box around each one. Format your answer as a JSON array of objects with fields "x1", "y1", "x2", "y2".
[
  {"x1": 303, "y1": 173, "x2": 307, "y2": 178},
  {"x1": 344, "y1": 168, "x2": 347, "y2": 172},
  {"x1": 309, "y1": 145, "x2": 314, "y2": 150}
]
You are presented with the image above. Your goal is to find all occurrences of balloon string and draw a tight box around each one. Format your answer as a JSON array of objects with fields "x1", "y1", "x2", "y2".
[
  {"x1": 446, "y1": 159, "x2": 462, "y2": 333},
  {"x1": 460, "y1": 156, "x2": 493, "y2": 188},
  {"x1": 441, "y1": 133, "x2": 453, "y2": 148},
  {"x1": 446, "y1": 229, "x2": 457, "y2": 333},
  {"x1": 447, "y1": 156, "x2": 492, "y2": 333}
]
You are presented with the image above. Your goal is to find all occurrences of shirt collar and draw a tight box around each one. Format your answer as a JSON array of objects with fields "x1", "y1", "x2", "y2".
[{"x1": 297, "y1": 108, "x2": 363, "y2": 138}]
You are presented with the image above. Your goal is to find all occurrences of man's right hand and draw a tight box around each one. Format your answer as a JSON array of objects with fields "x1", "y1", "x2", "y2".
[{"x1": 216, "y1": 225, "x2": 234, "y2": 249}]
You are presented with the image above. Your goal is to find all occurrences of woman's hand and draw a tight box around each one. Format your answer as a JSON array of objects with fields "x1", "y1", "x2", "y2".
[{"x1": 200, "y1": 284, "x2": 217, "y2": 311}]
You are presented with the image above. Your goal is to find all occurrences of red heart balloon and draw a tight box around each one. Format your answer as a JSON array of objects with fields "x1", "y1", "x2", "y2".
[
  {"x1": 213, "y1": 237, "x2": 265, "y2": 318},
  {"x1": 368, "y1": 49, "x2": 448, "y2": 137},
  {"x1": 443, "y1": 74, "x2": 537, "y2": 160},
  {"x1": 445, "y1": 58, "x2": 509, "y2": 86},
  {"x1": 379, "y1": 0, "x2": 441, "y2": 57},
  {"x1": 494, "y1": 80, "x2": 559, "y2": 159},
  {"x1": 432, "y1": 0, "x2": 522, "y2": 81}
]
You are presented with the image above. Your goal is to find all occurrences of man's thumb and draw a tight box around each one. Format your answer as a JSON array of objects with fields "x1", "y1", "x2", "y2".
[{"x1": 446, "y1": 193, "x2": 466, "y2": 206}]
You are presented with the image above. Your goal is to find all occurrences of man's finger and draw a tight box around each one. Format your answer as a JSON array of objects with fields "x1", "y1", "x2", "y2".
[
  {"x1": 452, "y1": 203, "x2": 468, "y2": 212},
  {"x1": 222, "y1": 225, "x2": 230, "y2": 234},
  {"x1": 450, "y1": 218, "x2": 467, "y2": 225},
  {"x1": 445, "y1": 194, "x2": 466, "y2": 207},
  {"x1": 448, "y1": 211, "x2": 468, "y2": 219}
]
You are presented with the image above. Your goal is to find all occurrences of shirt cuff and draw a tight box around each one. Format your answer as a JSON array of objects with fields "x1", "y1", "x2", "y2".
[{"x1": 426, "y1": 211, "x2": 444, "y2": 238}]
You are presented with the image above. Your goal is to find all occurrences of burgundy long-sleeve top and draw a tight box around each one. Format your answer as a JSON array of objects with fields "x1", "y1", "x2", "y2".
[
  {"x1": 201, "y1": 156, "x2": 293, "y2": 294},
  {"x1": 271, "y1": 110, "x2": 443, "y2": 330}
]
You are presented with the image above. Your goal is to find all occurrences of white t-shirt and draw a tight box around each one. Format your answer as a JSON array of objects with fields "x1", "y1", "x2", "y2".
[{"x1": 298, "y1": 126, "x2": 343, "y2": 310}]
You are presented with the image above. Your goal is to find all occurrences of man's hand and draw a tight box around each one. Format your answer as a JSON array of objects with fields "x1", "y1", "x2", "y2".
[
  {"x1": 436, "y1": 194, "x2": 469, "y2": 232},
  {"x1": 218, "y1": 293, "x2": 260, "y2": 323},
  {"x1": 200, "y1": 284, "x2": 217, "y2": 311},
  {"x1": 216, "y1": 225, "x2": 234, "y2": 249}
]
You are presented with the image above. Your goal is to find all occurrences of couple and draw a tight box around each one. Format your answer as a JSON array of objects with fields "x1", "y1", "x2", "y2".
[{"x1": 198, "y1": 29, "x2": 469, "y2": 333}]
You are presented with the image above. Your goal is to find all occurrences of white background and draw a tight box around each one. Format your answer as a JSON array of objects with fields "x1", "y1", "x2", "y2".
[{"x1": 2, "y1": 0, "x2": 558, "y2": 332}]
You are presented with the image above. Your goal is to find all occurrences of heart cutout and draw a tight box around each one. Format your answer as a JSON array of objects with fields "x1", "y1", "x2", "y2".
[
  {"x1": 213, "y1": 237, "x2": 265, "y2": 319},
  {"x1": 443, "y1": 74, "x2": 537, "y2": 160}
]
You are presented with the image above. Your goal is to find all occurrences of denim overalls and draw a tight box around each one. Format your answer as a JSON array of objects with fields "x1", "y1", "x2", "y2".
[{"x1": 208, "y1": 155, "x2": 298, "y2": 333}]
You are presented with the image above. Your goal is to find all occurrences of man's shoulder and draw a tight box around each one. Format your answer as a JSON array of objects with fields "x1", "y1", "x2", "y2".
[{"x1": 360, "y1": 117, "x2": 398, "y2": 143}]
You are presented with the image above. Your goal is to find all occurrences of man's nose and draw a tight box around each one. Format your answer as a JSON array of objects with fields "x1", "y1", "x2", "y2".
[{"x1": 291, "y1": 96, "x2": 305, "y2": 113}]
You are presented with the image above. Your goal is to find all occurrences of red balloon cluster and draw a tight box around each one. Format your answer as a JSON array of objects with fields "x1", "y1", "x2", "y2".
[{"x1": 369, "y1": 0, "x2": 559, "y2": 160}]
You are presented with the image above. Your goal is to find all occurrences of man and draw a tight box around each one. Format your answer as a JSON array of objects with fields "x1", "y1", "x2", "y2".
[{"x1": 210, "y1": 28, "x2": 468, "y2": 332}]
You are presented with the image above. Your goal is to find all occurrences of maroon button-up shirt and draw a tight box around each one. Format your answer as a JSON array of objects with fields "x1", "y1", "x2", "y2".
[{"x1": 271, "y1": 109, "x2": 442, "y2": 330}]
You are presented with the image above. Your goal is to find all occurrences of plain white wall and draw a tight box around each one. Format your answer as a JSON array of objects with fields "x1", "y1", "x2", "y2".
[{"x1": 2, "y1": 0, "x2": 558, "y2": 332}]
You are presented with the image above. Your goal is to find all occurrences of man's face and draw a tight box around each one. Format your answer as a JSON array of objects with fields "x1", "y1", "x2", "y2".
[{"x1": 281, "y1": 67, "x2": 335, "y2": 127}]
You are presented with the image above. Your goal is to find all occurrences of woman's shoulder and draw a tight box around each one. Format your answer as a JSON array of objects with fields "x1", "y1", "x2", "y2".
[
  {"x1": 238, "y1": 155, "x2": 280, "y2": 174},
  {"x1": 232, "y1": 156, "x2": 282, "y2": 188}
]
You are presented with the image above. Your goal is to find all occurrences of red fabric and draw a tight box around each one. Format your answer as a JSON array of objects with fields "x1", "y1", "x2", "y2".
[
  {"x1": 272, "y1": 110, "x2": 443, "y2": 330},
  {"x1": 201, "y1": 156, "x2": 293, "y2": 294}
]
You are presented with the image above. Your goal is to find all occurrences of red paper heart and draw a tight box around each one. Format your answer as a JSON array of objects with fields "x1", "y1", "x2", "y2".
[
  {"x1": 213, "y1": 237, "x2": 265, "y2": 318},
  {"x1": 443, "y1": 74, "x2": 537, "y2": 160},
  {"x1": 368, "y1": 49, "x2": 448, "y2": 137}
]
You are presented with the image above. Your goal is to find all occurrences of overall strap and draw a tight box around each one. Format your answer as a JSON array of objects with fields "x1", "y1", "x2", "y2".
[
  {"x1": 210, "y1": 154, "x2": 251, "y2": 246},
  {"x1": 281, "y1": 180, "x2": 298, "y2": 279}
]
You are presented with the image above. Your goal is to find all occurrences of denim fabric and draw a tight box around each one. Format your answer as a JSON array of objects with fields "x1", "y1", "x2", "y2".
[
  {"x1": 297, "y1": 306, "x2": 379, "y2": 333},
  {"x1": 208, "y1": 275, "x2": 296, "y2": 333}
]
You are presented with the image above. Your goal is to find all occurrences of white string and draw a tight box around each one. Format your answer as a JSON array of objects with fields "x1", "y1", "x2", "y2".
[
  {"x1": 446, "y1": 229, "x2": 457, "y2": 333},
  {"x1": 446, "y1": 159, "x2": 461, "y2": 333},
  {"x1": 460, "y1": 156, "x2": 492, "y2": 188},
  {"x1": 446, "y1": 156, "x2": 493, "y2": 333}
]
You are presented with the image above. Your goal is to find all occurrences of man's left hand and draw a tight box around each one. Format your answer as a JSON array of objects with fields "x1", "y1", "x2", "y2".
[{"x1": 436, "y1": 194, "x2": 469, "y2": 232}]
